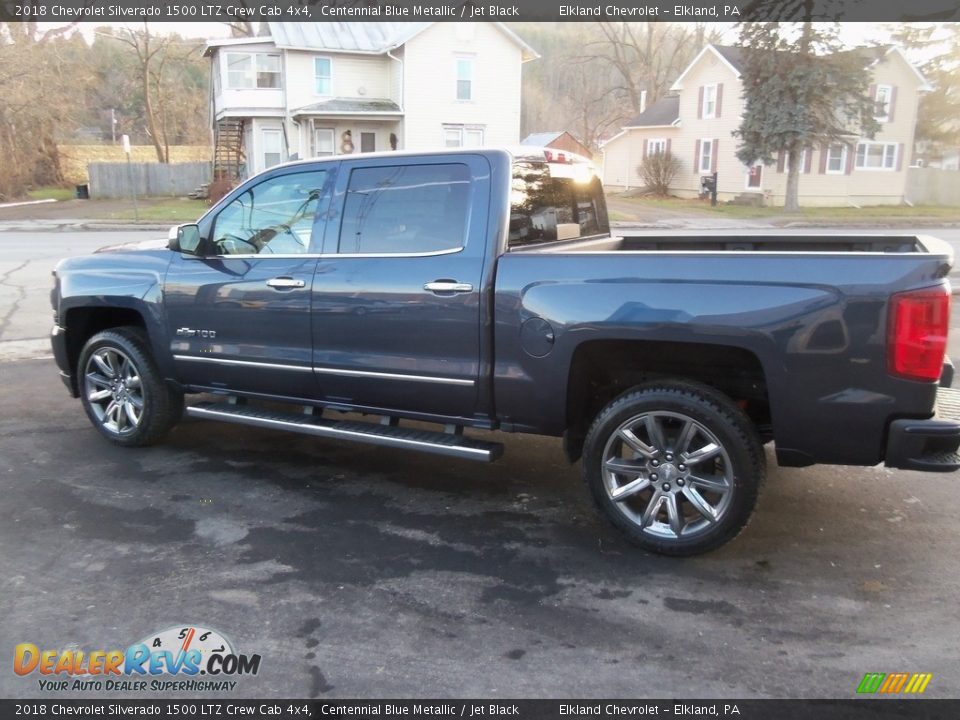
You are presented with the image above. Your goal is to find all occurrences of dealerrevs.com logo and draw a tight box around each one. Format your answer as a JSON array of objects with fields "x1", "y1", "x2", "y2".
[{"x1": 14, "y1": 625, "x2": 261, "y2": 693}]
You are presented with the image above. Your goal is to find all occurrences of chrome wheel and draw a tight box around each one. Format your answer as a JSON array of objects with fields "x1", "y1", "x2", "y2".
[
  {"x1": 83, "y1": 347, "x2": 144, "y2": 435},
  {"x1": 601, "y1": 411, "x2": 734, "y2": 540}
]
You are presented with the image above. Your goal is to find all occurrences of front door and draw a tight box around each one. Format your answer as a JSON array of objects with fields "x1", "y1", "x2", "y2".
[
  {"x1": 164, "y1": 167, "x2": 332, "y2": 400},
  {"x1": 310, "y1": 154, "x2": 491, "y2": 420}
]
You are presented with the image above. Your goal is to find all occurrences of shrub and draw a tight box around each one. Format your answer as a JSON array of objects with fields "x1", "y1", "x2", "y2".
[{"x1": 638, "y1": 152, "x2": 682, "y2": 195}]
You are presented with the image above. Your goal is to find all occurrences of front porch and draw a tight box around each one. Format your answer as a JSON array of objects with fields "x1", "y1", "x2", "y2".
[{"x1": 291, "y1": 97, "x2": 404, "y2": 163}]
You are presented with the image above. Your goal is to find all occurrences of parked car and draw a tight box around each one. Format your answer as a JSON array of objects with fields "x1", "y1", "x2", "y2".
[{"x1": 50, "y1": 148, "x2": 960, "y2": 555}]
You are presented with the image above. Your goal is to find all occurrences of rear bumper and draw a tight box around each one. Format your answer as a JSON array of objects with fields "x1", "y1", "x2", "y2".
[{"x1": 885, "y1": 386, "x2": 960, "y2": 472}]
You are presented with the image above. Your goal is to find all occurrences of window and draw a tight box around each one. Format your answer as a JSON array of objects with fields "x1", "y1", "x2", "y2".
[
  {"x1": 647, "y1": 139, "x2": 667, "y2": 156},
  {"x1": 360, "y1": 132, "x2": 376, "y2": 153},
  {"x1": 856, "y1": 141, "x2": 898, "y2": 170},
  {"x1": 226, "y1": 52, "x2": 281, "y2": 89},
  {"x1": 509, "y1": 161, "x2": 609, "y2": 248},
  {"x1": 703, "y1": 84, "x2": 718, "y2": 119},
  {"x1": 464, "y1": 128, "x2": 484, "y2": 147},
  {"x1": 698, "y1": 139, "x2": 714, "y2": 173},
  {"x1": 212, "y1": 170, "x2": 327, "y2": 256},
  {"x1": 874, "y1": 84, "x2": 892, "y2": 121},
  {"x1": 338, "y1": 164, "x2": 471, "y2": 255},
  {"x1": 261, "y1": 129, "x2": 283, "y2": 169},
  {"x1": 443, "y1": 125, "x2": 484, "y2": 148},
  {"x1": 784, "y1": 148, "x2": 809, "y2": 173},
  {"x1": 314, "y1": 57, "x2": 332, "y2": 95},
  {"x1": 314, "y1": 128, "x2": 334, "y2": 157},
  {"x1": 456, "y1": 58, "x2": 473, "y2": 101},
  {"x1": 826, "y1": 144, "x2": 847, "y2": 174}
]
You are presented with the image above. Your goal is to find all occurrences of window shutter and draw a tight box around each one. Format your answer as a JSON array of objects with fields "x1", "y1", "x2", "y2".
[
  {"x1": 716, "y1": 83, "x2": 723, "y2": 118},
  {"x1": 888, "y1": 86, "x2": 897, "y2": 122},
  {"x1": 869, "y1": 84, "x2": 877, "y2": 102},
  {"x1": 694, "y1": 139, "x2": 701, "y2": 173},
  {"x1": 845, "y1": 144, "x2": 854, "y2": 175},
  {"x1": 777, "y1": 150, "x2": 785, "y2": 173},
  {"x1": 896, "y1": 142, "x2": 904, "y2": 171},
  {"x1": 819, "y1": 144, "x2": 828, "y2": 174},
  {"x1": 665, "y1": 138, "x2": 672, "y2": 156},
  {"x1": 804, "y1": 147, "x2": 813, "y2": 174},
  {"x1": 642, "y1": 139, "x2": 648, "y2": 161},
  {"x1": 711, "y1": 139, "x2": 718, "y2": 173},
  {"x1": 697, "y1": 87, "x2": 704, "y2": 119}
]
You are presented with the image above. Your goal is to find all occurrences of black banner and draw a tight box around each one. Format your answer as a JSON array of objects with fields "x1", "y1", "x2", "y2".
[
  {"x1": 1, "y1": 700, "x2": 959, "y2": 720},
  {"x1": 1, "y1": 0, "x2": 959, "y2": 23}
]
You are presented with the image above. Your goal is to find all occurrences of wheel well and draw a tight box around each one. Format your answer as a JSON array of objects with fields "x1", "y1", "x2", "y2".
[
  {"x1": 64, "y1": 307, "x2": 146, "y2": 377},
  {"x1": 564, "y1": 340, "x2": 771, "y2": 461}
]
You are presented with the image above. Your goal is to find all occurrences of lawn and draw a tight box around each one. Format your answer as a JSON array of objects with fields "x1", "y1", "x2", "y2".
[
  {"x1": 27, "y1": 186, "x2": 77, "y2": 201},
  {"x1": 107, "y1": 198, "x2": 208, "y2": 222}
]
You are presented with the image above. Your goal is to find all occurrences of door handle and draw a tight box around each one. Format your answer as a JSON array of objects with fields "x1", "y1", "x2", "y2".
[
  {"x1": 266, "y1": 277, "x2": 306, "y2": 289},
  {"x1": 423, "y1": 281, "x2": 474, "y2": 294}
]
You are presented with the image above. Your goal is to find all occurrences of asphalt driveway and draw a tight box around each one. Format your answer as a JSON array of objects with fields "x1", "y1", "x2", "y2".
[{"x1": 2, "y1": 358, "x2": 959, "y2": 699}]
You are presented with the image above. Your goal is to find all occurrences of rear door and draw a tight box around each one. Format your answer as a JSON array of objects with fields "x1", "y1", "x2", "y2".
[
  {"x1": 310, "y1": 154, "x2": 491, "y2": 419},
  {"x1": 164, "y1": 166, "x2": 333, "y2": 399}
]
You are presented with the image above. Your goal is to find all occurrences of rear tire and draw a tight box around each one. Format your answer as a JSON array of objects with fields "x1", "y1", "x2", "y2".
[
  {"x1": 583, "y1": 381, "x2": 764, "y2": 556},
  {"x1": 78, "y1": 327, "x2": 183, "y2": 447}
]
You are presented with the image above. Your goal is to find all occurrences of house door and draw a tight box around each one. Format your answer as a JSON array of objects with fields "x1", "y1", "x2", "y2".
[{"x1": 746, "y1": 163, "x2": 763, "y2": 189}]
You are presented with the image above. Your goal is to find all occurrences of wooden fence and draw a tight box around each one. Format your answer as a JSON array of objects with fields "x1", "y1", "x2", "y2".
[
  {"x1": 906, "y1": 167, "x2": 960, "y2": 207},
  {"x1": 87, "y1": 161, "x2": 211, "y2": 198}
]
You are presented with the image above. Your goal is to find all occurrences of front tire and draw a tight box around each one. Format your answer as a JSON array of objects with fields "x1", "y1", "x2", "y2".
[
  {"x1": 78, "y1": 327, "x2": 183, "y2": 447},
  {"x1": 583, "y1": 381, "x2": 764, "y2": 556}
]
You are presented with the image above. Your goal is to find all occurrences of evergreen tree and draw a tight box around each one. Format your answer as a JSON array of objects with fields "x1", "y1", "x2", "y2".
[{"x1": 734, "y1": 22, "x2": 880, "y2": 211}]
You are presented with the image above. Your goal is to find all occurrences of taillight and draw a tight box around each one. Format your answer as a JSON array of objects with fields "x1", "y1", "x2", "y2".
[{"x1": 888, "y1": 287, "x2": 950, "y2": 382}]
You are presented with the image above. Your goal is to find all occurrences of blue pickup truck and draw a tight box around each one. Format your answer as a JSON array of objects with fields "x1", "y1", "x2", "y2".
[{"x1": 51, "y1": 147, "x2": 960, "y2": 555}]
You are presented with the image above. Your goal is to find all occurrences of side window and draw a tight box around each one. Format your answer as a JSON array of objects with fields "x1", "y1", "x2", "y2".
[
  {"x1": 338, "y1": 164, "x2": 470, "y2": 255},
  {"x1": 211, "y1": 170, "x2": 327, "y2": 256},
  {"x1": 509, "y1": 161, "x2": 608, "y2": 247}
]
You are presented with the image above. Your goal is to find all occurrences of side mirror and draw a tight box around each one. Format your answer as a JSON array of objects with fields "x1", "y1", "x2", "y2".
[{"x1": 171, "y1": 224, "x2": 202, "y2": 255}]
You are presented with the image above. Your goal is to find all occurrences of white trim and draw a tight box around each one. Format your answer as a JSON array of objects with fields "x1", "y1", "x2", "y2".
[
  {"x1": 883, "y1": 46, "x2": 933, "y2": 91},
  {"x1": 455, "y1": 56, "x2": 474, "y2": 101},
  {"x1": 825, "y1": 143, "x2": 848, "y2": 175},
  {"x1": 313, "y1": 56, "x2": 333, "y2": 96},
  {"x1": 670, "y1": 45, "x2": 741, "y2": 91},
  {"x1": 702, "y1": 83, "x2": 719, "y2": 119},
  {"x1": 874, "y1": 83, "x2": 893, "y2": 122},
  {"x1": 855, "y1": 140, "x2": 899, "y2": 171},
  {"x1": 621, "y1": 124, "x2": 679, "y2": 130},
  {"x1": 647, "y1": 138, "x2": 667, "y2": 156},
  {"x1": 698, "y1": 138, "x2": 715, "y2": 173}
]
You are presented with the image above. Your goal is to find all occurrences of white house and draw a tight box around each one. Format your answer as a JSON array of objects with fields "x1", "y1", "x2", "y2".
[
  {"x1": 601, "y1": 44, "x2": 931, "y2": 206},
  {"x1": 204, "y1": 22, "x2": 538, "y2": 178}
]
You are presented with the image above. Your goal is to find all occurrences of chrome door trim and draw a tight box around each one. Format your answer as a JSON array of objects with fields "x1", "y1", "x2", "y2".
[
  {"x1": 423, "y1": 281, "x2": 474, "y2": 293},
  {"x1": 266, "y1": 277, "x2": 307, "y2": 289},
  {"x1": 313, "y1": 366, "x2": 475, "y2": 386},
  {"x1": 173, "y1": 355, "x2": 313, "y2": 373}
]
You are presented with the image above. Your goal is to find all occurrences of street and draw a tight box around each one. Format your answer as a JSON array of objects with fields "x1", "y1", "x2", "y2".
[{"x1": 2, "y1": 228, "x2": 960, "y2": 698}]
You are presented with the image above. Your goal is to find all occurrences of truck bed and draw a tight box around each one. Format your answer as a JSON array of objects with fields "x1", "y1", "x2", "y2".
[{"x1": 523, "y1": 233, "x2": 951, "y2": 256}]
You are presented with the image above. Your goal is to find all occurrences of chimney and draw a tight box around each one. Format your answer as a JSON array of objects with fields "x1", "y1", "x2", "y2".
[{"x1": 639, "y1": 90, "x2": 647, "y2": 115}]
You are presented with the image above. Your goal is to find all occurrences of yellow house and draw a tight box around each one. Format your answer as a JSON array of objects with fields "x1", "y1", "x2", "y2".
[{"x1": 601, "y1": 44, "x2": 931, "y2": 206}]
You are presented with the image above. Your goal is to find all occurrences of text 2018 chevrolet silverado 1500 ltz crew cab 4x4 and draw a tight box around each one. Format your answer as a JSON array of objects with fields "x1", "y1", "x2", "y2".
[{"x1": 51, "y1": 148, "x2": 960, "y2": 555}]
